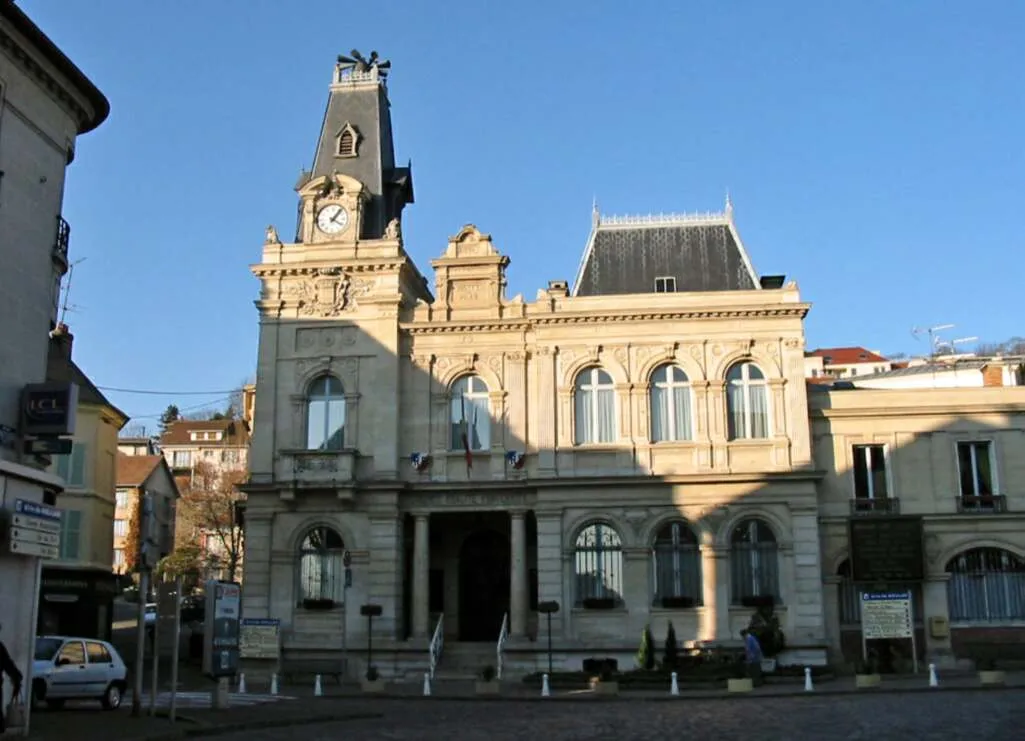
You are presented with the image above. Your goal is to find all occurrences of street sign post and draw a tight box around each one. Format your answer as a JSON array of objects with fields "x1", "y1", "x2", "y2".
[
  {"x1": 860, "y1": 591, "x2": 918, "y2": 674},
  {"x1": 9, "y1": 499, "x2": 61, "y2": 559}
]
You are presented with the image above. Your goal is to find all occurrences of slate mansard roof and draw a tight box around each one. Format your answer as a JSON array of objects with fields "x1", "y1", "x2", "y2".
[{"x1": 572, "y1": 204, "x2": 762, "y2": 297}]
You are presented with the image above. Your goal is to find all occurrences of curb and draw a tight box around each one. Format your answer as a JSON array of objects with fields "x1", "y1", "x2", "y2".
[
  {"x1": 303, "y1": 682, "x2": 1025, "y2": 702},
  {"x1": 127, "y1": 712, "x2": 384, "y2": 741}
]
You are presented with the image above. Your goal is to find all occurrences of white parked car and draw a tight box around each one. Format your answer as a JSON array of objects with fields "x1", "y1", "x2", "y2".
[{"x1": 32, "y1": 636, "x2": 128, "y2": 710}]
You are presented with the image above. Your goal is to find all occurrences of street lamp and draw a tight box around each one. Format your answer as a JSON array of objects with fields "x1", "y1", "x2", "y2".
[
  {"x1": 360, "y1": 604, "x2": 382, "y2": 678},
  {"x1": 538, "y1": 600, "x2": 560, "y2": 677}
]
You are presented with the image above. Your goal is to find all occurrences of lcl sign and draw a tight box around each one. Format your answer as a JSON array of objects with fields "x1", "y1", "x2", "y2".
[{"x1": 21, "y1": 382, "x2": 79, "y2": 437}]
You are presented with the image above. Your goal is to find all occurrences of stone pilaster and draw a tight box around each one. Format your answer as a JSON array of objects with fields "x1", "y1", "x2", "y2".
[{"x1": 509, "y1": 510, "x2": 528, "y2": 636}]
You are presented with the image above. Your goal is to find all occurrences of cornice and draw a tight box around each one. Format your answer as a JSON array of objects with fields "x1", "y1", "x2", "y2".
[
  {"x1": 252, "y1": 261, "x2": 407, "y2": 277},
  {"x1": 402, "y1": 305, "x2": 809, "y2": 334},
  {"x1": 811, "y1": 403, "x2": 1025, "y2": 419}
]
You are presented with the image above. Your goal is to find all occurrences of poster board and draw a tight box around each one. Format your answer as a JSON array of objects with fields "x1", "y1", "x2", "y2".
[{"x1": 240, "y1": 618, "x2": 280, "y2": 660}]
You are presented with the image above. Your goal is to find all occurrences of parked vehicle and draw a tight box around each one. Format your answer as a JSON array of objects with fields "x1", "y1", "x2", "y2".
[{"x1": 32, "y1": 636, "x2": 128, "y2": 710}]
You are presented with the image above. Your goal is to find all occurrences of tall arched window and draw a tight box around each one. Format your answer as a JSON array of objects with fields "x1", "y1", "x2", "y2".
[
  {"x1": 449, "y1": 375, "x2": 490, "y2": 450},
  {"x1": 574, "y1": 367, "x2": 616, "y2": 445},
  {"x1": 947, "y1": 548, "x2": 1025, "y2": 622},
  {"x1": 297, "y1": 526, "x2": 345, "y2": 605},
  {"x1": 652, "y1": 520, "x2": 702, "y2": 606},
  {"x1": 650, "y1": 364, "x2": 693, "y2": 442},
  {"x1": 730, "y1": 518, "x2": 779, "y2": 604},
  {"x1": 306, "y1": 375, "x2": 345, "y2": 450},
  {"x1": 726, "y1": 362, "x2": 769, "y2": 440},
  {"x1": 574, "y1": 522, "x2": 623, "y2": 606}
]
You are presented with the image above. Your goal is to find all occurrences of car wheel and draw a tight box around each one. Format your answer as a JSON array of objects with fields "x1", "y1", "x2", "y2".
[
  {"x1": 31, "y1": 680, "x2": 47, "y2": 710},
  {"x1": 102, "y1": 682, "x2": 122, "y2": 710}
]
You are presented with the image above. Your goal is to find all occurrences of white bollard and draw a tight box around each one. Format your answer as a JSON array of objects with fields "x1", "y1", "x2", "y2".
[
  {"x1": 423, "y1": 672, "x2": 432, "y2": 696},
  {"x1": 270, "y1": 673, "x2": 279, "y2": 696},
  {"x1": 804, "y1": 667, "x2": 813, "y2": 692},
  {"x1": 670, "y1": 671, "x2": 679, "y2": 696},
  {"x1": 314, "y1": 674, "x2": 323, "y2": 697},
  {"x1": 238, "y1": 673, "x2": 247, "y2": 694},
  {"x1": 929, "y1": 663, "x2": 938, "y2": 688},
  {"x1": 541, "y1": 673, "x2": 550, "y2": 697}
]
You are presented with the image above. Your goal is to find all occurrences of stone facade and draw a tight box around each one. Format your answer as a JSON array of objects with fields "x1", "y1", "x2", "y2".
[{"x1": 240, "y1": 56, "x2": 1025, "y2": 680}]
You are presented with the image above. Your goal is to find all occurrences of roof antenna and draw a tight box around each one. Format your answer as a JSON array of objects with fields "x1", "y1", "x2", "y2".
[
  {"x1": 725, "y1": 190, "x2": 734, "y2": 220},
  {"x1": 592, "y1": 195, "x2": 600, "y2": 227},
  {"x1": 58, "y1": 257, "x2": 87, "y2": 328}
]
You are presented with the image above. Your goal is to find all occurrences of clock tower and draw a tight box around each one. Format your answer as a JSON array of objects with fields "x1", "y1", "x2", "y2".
[{"x1": 293, "y1": 52, "x2": 413, "y2": 243}]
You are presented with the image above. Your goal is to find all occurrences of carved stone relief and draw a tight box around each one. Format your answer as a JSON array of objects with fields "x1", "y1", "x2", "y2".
[{"x1": 295, "y1": 326, "x2": 357, "y2": 353}]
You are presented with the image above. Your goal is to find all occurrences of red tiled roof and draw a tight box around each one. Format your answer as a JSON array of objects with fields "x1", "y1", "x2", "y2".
[
  {"x1": 116, "y1": 454, "x2": 162, "y2": 487},
  {"x1": 160, "y1": 418, "x2": 250, "y2": 447},
  {"x1": 806, "y1": 347, "x2": 887, "y2": 365}
]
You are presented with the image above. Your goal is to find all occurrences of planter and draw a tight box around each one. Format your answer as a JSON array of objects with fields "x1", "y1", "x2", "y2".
[
  {"x1": 855, "y1": 673, "x2": 881, "y2": 689},
  {"x1": 582, "y1": 598, "x2": 617, "y2": 610},
  {"x1": 361, "y1": 678, "x2": 386, "y2": 693},
  {"x1": 741, "y1": 595, "x2": 775, "y2": 608},
  {"x1": 475, "y1": 680, "x2": 500, "y2": 695},
  {"x1": 591, "y1": 680, "x2": 619, "y2": 696},
  {"x1": 727, "y1": 678, "x2": 753, "y2": 693},
  {"x1": 660, "y1": 596, "x2": 696, "y2": 609},
  {"x1": 760, "y1": 658, "x2": 777, "y2": 673},
  {"x1": 302, "y1": 598, "x2": 335, "y2": 610},
  {"x1": 979, "y1": 670, "x2": 1006, "y2": 686}
]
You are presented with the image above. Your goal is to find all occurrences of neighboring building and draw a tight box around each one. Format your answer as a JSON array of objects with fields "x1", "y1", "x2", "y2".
[
  {"x1": 805, "y1": 347, "x2": 892, "y2": 380},
  {"x1": 38, "y1": 326, "x2": 127, "y2": 640},
  {"x1": 113, "y1": 455, "x2": 179, "y2": 575},
  {"x1": 242, "y1": 383, "x2": 256, "y2": 429},
  {"x1": 0, "y1": 0, "x2": 109, "y2": 699},
  {"x1": 811, "y1": 385, "x2": 1025, "y2": 664},
  {"x1": 239, "y1": 53, "x2": 1025, "y2": 679},
  {"x1": 117, "y1": 436, "x2": 158, "y2": 456},
  {"x1": 160, "y1": 418, "x2": 250, "y2": 475},
  {"x1": 843, "y1": 355, "x2": 1025, "y2": 390}
]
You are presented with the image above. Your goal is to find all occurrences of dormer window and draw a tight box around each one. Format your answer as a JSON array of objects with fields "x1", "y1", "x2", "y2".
[
  {"x1": 336, "y1": 122, "x2": 359, "y2": 158},
  {"x1": 655, "y1": 276, "x2": 677, "y2": 293}
]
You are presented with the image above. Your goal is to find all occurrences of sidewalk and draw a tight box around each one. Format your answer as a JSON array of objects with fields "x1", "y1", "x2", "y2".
[{"x1": 25, "y1": 671, "x2": 1025, "y2": 741}]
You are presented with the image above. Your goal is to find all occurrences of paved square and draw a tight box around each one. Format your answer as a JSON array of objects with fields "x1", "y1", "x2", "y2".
[{"x1": 218, "y1": 691, "x2": 1025, "y2": 741}]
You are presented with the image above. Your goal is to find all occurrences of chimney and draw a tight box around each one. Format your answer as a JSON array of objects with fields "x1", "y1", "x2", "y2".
[
  {"x1": 51, "y1": 323, "x2": 74, "y2": 361},
  {"x1": 982, "y1": 363, "x2": 1004, "y2": 387}
]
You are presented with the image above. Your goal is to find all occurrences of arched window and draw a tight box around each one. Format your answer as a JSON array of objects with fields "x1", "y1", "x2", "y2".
[
  {"x1": 574, "y1": 522, "x2": 623, "y2": 606},
  {"x1": 297, "y1": 526, "x2": 345, "y2": 605},
  {"x1": 306, "y1": 375, "x2": 345, "y2": 450},
  {"x1": 726, "y1": 362, "x2": 769, "y2": 440},
  {"x1": 574, "y1": 367, "x2": 616, "y2": 445},
  {"x1": 730, "y1": 518, "x2": 779, "y2": 604},
  {"x1": 337, "y1": 122, "x2": 358, "y2": 157},
  {"x1": 947, "y1": 548, "x2": 1025, "y2": 622},
  {"x1": 449, "y1": 375, "x2": 490, "y2": 451},
  {"x1": 652, "y1": 520, "x2": 702, "y2": 606},
  {"x1": 649, "y1": 364, "x2": 693, "y2": 442}
]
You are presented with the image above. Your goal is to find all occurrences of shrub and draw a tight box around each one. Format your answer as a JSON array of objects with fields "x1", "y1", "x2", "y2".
[
  {"x1": 663, "y1": 621, "x2": 679, "y2": 670},
  {"x1": 637, "y1": 625, "x2": 656, "y2": 670},
  {"x1": 480, "y1": 665, "x2": 496, "y2": 682},
  {"x1": 365, "y1": 665, "x2": 379, "y2": 681}
]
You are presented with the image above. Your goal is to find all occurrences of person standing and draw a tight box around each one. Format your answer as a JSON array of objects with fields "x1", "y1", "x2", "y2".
[
  {"x1": 0, "y1": 625, "x2": 24, "y2": 733},
  {"x1": 741, "y1": 628, "x2": 764, "y2": 685}
]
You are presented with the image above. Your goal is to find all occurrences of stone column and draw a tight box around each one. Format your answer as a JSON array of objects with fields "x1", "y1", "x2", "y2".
[
  {"x1": 412, "y1": 513, "x2": 430, "y2": 637},
  {"x1": 822, "y1": 576, "x2": 843, "y2": 661},
  {"x1": 509, "y1": 510, "x2": 528, "y2": 637},
  {"x1": 700, "y1": 545, "x2": 732, "y2": 642},
  {"x1": 536, "y1": 347, "x2": 557, "y2": 475}
]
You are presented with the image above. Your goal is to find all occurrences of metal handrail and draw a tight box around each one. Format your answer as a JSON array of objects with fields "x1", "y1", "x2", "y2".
[
  {"x1": 428, "y1": 613, "x2": 444, "y2": 679},
  {"x1": 496, "y1": 612, "x2": 508, "y2": 680}
]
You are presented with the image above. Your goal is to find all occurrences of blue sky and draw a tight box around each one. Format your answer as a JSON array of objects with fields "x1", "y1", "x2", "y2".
[{"x1": 20, "y1": 0, "x2": 1025, "y2": 429}]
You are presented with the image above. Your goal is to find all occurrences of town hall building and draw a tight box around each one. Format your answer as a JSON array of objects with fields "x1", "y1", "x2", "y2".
[{"x1": 240, "y1": 52, "x2": 1025, "y2": 679}]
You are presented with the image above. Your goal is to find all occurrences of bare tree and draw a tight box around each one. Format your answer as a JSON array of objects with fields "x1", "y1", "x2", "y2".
[
  {"x1": 976, "y1": 336, "x2": 1025, "y2": 356},
  {"x1": 176, "y1": 460, "x2": 245, "y2": 581}
]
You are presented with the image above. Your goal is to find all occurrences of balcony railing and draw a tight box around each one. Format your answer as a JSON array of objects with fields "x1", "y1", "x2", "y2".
[
  {"x1": 956, "y1": 494, "x2": 1008, "y2": 514},
  {"x1": 53, "y1": 216, "x2": 70, "y2": 271},
  {"x1": 277, "y1": 449, "x2": 356, "y2": 490},
  {"x1": 850, "y1": 497, "x2": 901, "y2": 515}
]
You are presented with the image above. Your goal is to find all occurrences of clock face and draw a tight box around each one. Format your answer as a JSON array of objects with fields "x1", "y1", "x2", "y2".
[{"x1": 316, "y1": 204, "x2": 349, "y2": 234}]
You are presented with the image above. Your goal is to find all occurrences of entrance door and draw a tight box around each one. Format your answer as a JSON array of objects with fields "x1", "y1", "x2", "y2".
[{"x1": 458, "y1": 529, "x2": 510, "y2": 641}]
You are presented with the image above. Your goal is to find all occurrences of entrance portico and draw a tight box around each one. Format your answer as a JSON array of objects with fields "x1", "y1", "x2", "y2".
[{"x1": 405, "y1": 508, "x2": 536, "y2": 643}]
